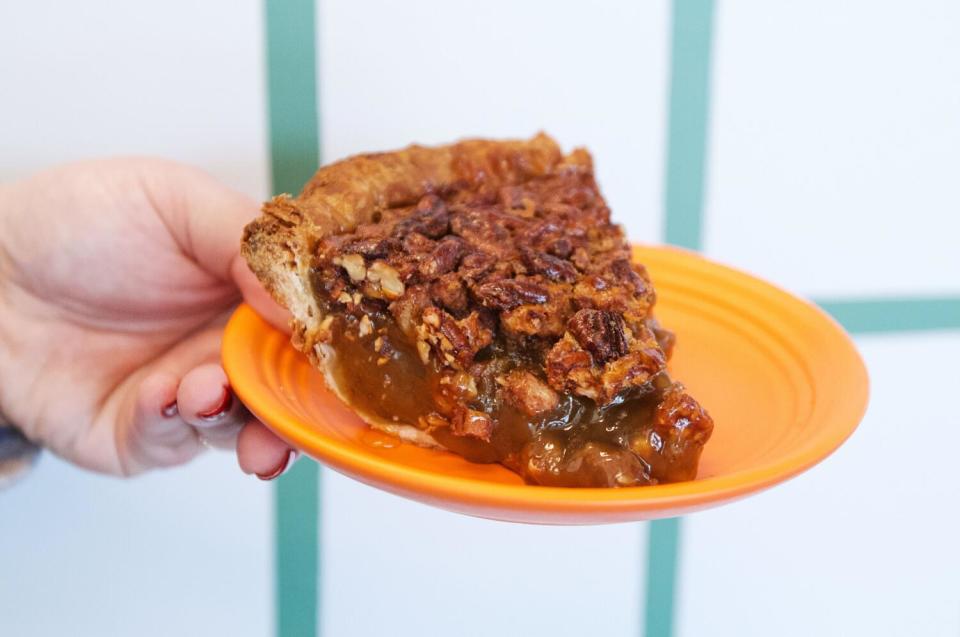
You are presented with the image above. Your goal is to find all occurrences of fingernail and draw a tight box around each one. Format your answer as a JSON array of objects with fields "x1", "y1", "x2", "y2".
[
  {"x1": 161, "y1": 401, "x2": 179, "y2": 418},
  {"x1": 257, "y1": 449, "x2": 299, "y2": 481},
  {"x1": 198, "y1": 387, "x2": 233, "y2": 421}
]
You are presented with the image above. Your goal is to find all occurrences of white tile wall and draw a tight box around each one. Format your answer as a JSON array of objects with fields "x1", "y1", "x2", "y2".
[
  {"x1": 2, "y1": 1, "x2": 958, "y2": 635},
  {"x1": 678, "y1": 332, "x2": 960, "y2": 637},
  {"x1": 0, "y1": 0, "x2": 269, "y2": 198},
  {"x1": 0, "y1": 454, "x2": 272, "y2": 637},
  {"x1": 0, "y1": 2, "x2": 272, "y2": 635},
  {"x1": 704, "y1": 0, "x2": 960, "y2": 298},
  {"x1": 684, "y1": 4, "x2": 960, "y2": 633},
  {"x1": 321, "y1": 471, "x2": 645, "y2": 637},
  {"x1": 318, "y1": 0, "x2": 670, "y2": 245}
]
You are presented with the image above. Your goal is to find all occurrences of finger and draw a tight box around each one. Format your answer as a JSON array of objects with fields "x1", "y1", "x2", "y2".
[
  {"x1": 165, "y1": 163, "x2": 261, "y2": 282},
  {"x1": 124, "y1": 371, "x2": 201, "y2": 474},
  {"x1": 237, "y1": 420, "x2": 298, "y2": 480},
  {"x1": 231, "y1": 254, "x2": 292, "y2": 334},
  {"x1": 176, "y1": 364, "x2": 247, "y2": 449},
  {"x1": 133, "y1": 159, "x2": 258, "y2": 283}
]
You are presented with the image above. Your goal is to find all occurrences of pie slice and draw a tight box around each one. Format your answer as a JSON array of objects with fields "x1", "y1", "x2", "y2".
[{"x1": 242, "y1": 133, "x2": 713, "y2": 487}]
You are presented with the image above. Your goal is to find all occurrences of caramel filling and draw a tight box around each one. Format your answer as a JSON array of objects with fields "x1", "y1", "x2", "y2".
[{"x1": 325, "y1": 312, "x2": 706, "y2": 487}]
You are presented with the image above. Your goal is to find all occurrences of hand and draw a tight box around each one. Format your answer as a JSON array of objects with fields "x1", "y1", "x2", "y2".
[{"x1": 0, "y1": 158, "x2": 296, "y2": 478}]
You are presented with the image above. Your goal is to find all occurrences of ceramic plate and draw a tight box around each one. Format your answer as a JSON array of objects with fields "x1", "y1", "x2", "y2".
[{"x1": 223, "y1": 245, "x2": 869, "y2": 524}]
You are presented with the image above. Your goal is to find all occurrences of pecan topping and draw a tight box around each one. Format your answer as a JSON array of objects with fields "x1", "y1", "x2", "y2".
[
  {"x1": 402, "y1": 232, "x2": 435, "y2": 255},
  {"x1": 343, "y1": 237, "x2": 398, "y2": 258},
  {"x1": 547, "y1": 237, "x2": 573, "y2": 259},
  {"x1": 367, "y1": 261, "x2": 405, "y2": 299},
  {"x1": 311, "y1": 153, "x2": 665, "y2": 408},
  {"x1": 394, "y1": 195, "x2": 450, "y2": 238},
  {"x1": 545, "y1": 334, "x2": 599, "y2": 400},
  {"x1": 458, "y1": 251, "x2": 496, "y2": 283},
  {"x1": 430, "y1": 273, "x2": 469, "y2": 313},
  {"x1": 520, "y1": 247, "x2": 577, "y2": 282},
  {"x1": 546, "y1": 322, "x2": 667, "y2": 403},
  {"x1": 567, "y1": 309, "x2": 628, "y2": 365},
  {"x1": 610, "y1": 258, "x2": 649, "y2": 296},
  {"x1": 450, "y1": 209, "x2": 511, "y2": 255},
  {"x1": 420, "y1": 307, "x2": 494, "y2": 369},
  {"x1": 473, "y1": 278, "x2": 549, "y2": 310},
  {"x1": 419, "y1": 236, "x2": 464, "y2": 278},
  {"x1": 333, "y1": 253, "x2": 367, "y2": 282},
  {"x1": 498, "y1": 370, "x2": 559, "y2": 416}
]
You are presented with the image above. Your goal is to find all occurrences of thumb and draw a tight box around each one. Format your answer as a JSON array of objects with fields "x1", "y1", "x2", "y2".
[
  {"x1": 142, "y1": 160, "x2": 292, "y2": 331},
  {"x1": 142, "y1": 160, "x2": 259, "y2": 282}
]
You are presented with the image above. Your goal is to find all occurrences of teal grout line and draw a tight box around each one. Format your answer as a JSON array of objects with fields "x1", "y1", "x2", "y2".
[
  {"x1": 644, "y1": 518, "x2": 683, "y2": 637},
  {"x1": 816, "y1": 297, "x2": 960, "y2": 334},
  {"x1": 646, "y1": 1, "x2": 716, "y2": 637},
  {"x1": 275, "y1": 461, "x2": 321, "y2": 637},
  {"x1": 266, "y1": 0, "x2": 321, "y2": 195},
  {"x1": 264, "y1": 1, "x2": 322, "y2": 636},
  {"x1": 663, "y1": 0, "x2": 715, "y2": 250}
]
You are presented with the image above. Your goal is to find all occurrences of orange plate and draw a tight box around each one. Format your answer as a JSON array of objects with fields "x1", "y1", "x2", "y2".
[{"x1": 223, "y1": 245, "x2": 869, "y2": 524}]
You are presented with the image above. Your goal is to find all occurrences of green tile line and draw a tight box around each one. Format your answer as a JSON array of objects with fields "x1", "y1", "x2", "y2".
[
  {"x1": 647, "y1": 1, "x2": 716, "y2": 637},
  {"x1": 644, "y1": 518, "x2": 683, "y2": 637},
  {"x1": 266, "y1": 0, "x2": 321, "y2": 195},
  {"x1": 275, "y1": 461, "x2": 320, "y2": 637},
  {"x1": 817, "y1": 297, "x2": 960, "y2": 334},
  {"x1": 663, "y1": 0, "x2": 716, "y2": 251},
  {"x1": 264, "y1": 1, "x2": 321, "y2": 636}
]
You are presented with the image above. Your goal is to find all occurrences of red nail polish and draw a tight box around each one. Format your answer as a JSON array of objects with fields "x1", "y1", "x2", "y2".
[
  {"x1": 161, "y1": 401, "x2": 179, "y2": 418},
  {"x1": 257, "y1": 450, "x2": 298, "y2": 481},
  {"x1": 198, "y1": 387, "x2": 233, "y2": 420}
]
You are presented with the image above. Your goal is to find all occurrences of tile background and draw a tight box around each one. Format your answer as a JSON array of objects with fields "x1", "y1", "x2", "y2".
[{"x1": 1, "y1": 1, "x2": 957, "y2": 636}]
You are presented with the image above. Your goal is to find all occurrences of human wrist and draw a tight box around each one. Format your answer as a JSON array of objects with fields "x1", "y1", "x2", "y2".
[
  {"x1": 0, "y1": 414, "x2": 41, "y2": 489},
  {"x1": 0, "y1": 183, "x2": 13, "y2": 426},
  {"x1": 0, "y1": 186, "x2": 39, "y2": 487},
  {"x1": 0, "y1": 183, "x2": 16, "y2": 433}
]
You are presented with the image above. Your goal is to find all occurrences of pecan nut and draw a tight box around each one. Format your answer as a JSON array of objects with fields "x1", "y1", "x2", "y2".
[
  {"x1": 473, "y1": 278, "x2": 549, "y2": 310},
  {"x1": 566, "y1": 309, "x2": 628, "y2": 364},
  {"x1": 520, "y1": 247, "x2": 577, "y2": 282}
]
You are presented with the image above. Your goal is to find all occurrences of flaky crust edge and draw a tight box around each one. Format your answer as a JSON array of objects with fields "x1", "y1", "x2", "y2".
[{"x1": 240, "y1": 133, "x2": 584, "y2": 444}]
